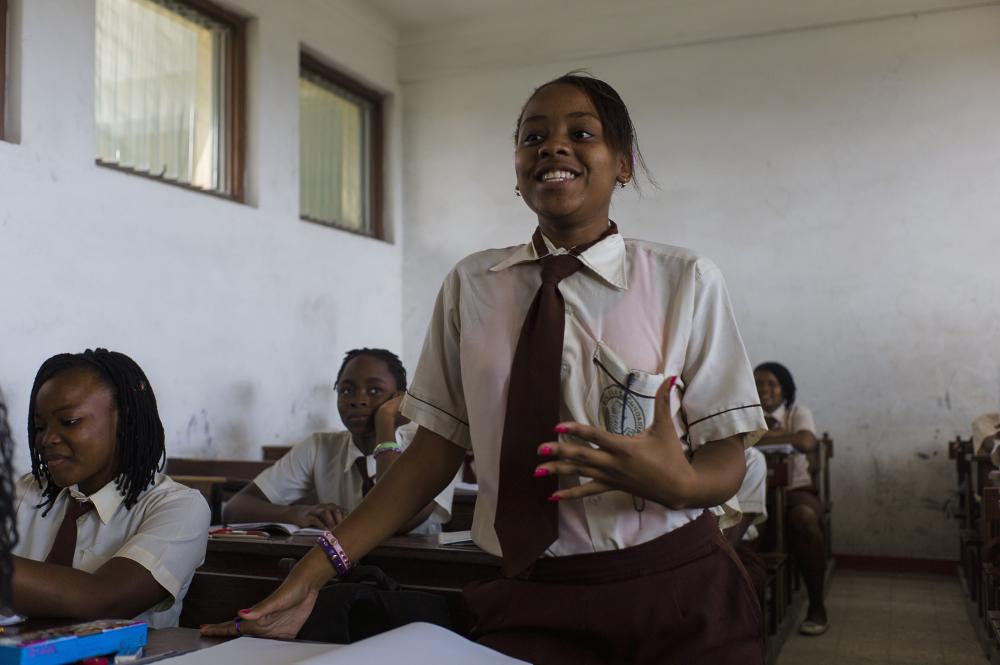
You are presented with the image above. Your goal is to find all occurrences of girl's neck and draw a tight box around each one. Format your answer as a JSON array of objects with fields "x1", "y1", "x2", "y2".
[
  {"x1": 539, "y1": 216, "x2": 610, "y2": 250},
  {"x1": 353, "y1": 433, "x2": 376, "y2": 456}
]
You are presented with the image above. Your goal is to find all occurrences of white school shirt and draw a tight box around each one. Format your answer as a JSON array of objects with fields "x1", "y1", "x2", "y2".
[
  {"x1": 253, "y1": 422, "x2": 456, "y2": 534},
  {"x1": 401, "y1": 229, "x2": 767, "y2": 558},
  {"x1": 766, "y1": 403, "x2": 817, "y2": 490},
  {"x1": 736, "y1": 447, "x2": 768, "y2": 541},
  {"x1": 14, "y1": 473, "x2": 210, "y2": 628}
]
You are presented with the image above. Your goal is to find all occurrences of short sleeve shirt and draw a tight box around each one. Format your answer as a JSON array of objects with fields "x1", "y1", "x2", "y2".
[
  {"x1": 767, "y1": 403, "x2": 817, "y2": 489},
  {"x1": 401, "y1": 229, "x2": 767, "y2": 557},
  {"x1": 253, "y1": 422, "x2": 455, "y2": 532},
  {"x1": 737, "y1": 447, "x2": 768, "y2": 523},
  {"x1": 14, "y1": 473, "x2": 210, "y2": 628}
]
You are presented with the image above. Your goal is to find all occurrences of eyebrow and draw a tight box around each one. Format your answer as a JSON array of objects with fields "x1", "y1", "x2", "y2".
[{"x1": 521, "y1": 111, "x2": 600, "y2": 125}]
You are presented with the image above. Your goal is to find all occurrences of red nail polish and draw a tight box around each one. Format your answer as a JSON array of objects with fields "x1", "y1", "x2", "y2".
[
  {"x1": 533, "y1": 467, "x2": 549, "y2": 477},
  {"x1": 554, "y1": 424, "x2": 569, "y2": 433},
  {"x1": 667, "y1": 376, "x2": 677, "y2": 390},
  {"x1": 539, "y1": 445, "x2": 553, "y2": 456},
  {"x1": 238, "y1": 608, "x2": 251, "y2": 615},
  {"x1": 547, "y1": 495, "x2": 562, "y2": 502}
]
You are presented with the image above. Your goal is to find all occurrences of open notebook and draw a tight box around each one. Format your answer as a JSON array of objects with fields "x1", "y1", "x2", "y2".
[
  {"x1": 165, "y1": 623, "x2": 529, "y2": 664},
  {"x1": 210, "y1": 522, "x2": 327, "y2": 537}
]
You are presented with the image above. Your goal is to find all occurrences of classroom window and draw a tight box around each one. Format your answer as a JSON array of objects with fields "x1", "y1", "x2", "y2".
[
  {"x1": 95, "y1": 0, "x2": 245, "y2": 199},
  {"x1": 299, "y1": 53, "x2": 384, "y2": 238}
]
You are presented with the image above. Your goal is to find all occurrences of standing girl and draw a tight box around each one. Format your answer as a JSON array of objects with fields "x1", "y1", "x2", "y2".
[
  {"x1": 13, "y1": 349, "x2": 209, "y2": 627},
  {"x1": 205, "y1": 74, "x2": 767, "y2": 665}
]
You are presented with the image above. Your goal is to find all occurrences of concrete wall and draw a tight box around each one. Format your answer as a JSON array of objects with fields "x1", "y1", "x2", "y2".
[
  {"x1": 0, "y1": 0, "x2": 403, "y2": 468},
  {"x1": 399, "y1": 5, "x2": 1000, "y2": 558}
]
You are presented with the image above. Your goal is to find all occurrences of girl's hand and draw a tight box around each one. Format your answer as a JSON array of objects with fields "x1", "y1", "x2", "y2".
[
  {"x1": 288, "y1": 503, "x2": 346, "y2": 529},
  {"x1": 375, "y1": 391, "x2": 409, "y2": 431},
  {"x1": 534, "y1": 377, "x2": 697, "y2": 509},
  {"x1": 201, "y1": 549, "x2": 330, "y2": 638}
]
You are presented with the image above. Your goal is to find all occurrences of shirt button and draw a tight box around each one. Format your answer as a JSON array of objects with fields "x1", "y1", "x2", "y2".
[{"x1": 560, "y1": 363, "x2": 570, "y2": 377}]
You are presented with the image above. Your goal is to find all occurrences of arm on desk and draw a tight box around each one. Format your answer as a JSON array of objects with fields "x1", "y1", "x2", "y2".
[
  {"x1": 756, "y1": 428, "x2": 817, "y2": 453},
  {"x1": 203, "y1": 426, "x2": 466, "y2": 639},
  {"x1": 224, "y1": 483, "x2": 346, "y2": 530},
  {"x1": 12, "y1": 555, "x2": 168, "y2": 620}
]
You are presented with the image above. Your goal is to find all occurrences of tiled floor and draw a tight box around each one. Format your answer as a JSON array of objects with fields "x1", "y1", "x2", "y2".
[{"x1": 776, "y1": 569, "x2": 988, "y2": 665}]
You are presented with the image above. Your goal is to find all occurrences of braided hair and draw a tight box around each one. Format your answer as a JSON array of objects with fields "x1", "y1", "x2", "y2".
[
  {"x1": 28, "y1": 349, "x2": 165, "y2": 516},
  {"x1": 334, "y1": 348, "x2": 407, "y2": 392},
  {"x1": 0, "y1": 390, "x2": 19, "y2": 606}
]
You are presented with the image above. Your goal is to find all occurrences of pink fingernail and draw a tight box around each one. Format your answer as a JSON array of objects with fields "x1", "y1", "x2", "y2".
[
  {"x1": 238, "y1": 609, "x2": 251, "y2": 615},
  {"x1": 533, "y1": 467, "x2": 549, "y2": 477},
  {"x1": 667, "y1": 376, "x2": 677, "y2": 390},
  {"x1": 547, "y1": 495, "x2": 562, "y2": 502},
  {"x1": 539, "y1": 445, "x2": 553, "y2": 456},
  {"x1": 554, "y1": 424, "x2": 569, "y2": 433}
]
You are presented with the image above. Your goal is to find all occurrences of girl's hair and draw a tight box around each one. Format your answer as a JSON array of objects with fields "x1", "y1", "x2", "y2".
[
  {"x1": 28, "y1": 349, "x2": 165, "y2": 515},
  {"x1": 0, "y1": 390, "x2": 19, "y2": 606},
  {"x1": 515, "y1": 71, "x2": 654, "y2": 189},
  {"x1": 335, "y1": 348, "x2": 407, "y2": 392},
  {"x1": 754, "y1": 361, "x2": 797, "y2": 407}
]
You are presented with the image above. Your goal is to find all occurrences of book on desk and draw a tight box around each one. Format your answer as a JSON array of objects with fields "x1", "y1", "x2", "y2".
[{"x1": 0, "y1": 620, "x2": 146, "y2": 665}]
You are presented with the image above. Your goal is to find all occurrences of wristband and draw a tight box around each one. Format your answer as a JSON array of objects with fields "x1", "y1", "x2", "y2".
[
  {"x1": 317, "y1": 531, "x2": 353, "y2": 576},
  {"x1": 372, "y1": 441, "x2": 403, "y2": 458}
]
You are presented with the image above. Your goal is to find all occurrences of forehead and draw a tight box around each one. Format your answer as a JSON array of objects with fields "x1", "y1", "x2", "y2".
[
  {"x1": 339, "y1": 355, "x2": 395, "y2": 384},
  {"x1": 36, "y1": 367, "x2": 112, "y2": 408},
  {"x1": 754, "y1": 370, "x2": 779, "y2": 383},
  {"x1": 520, "y1": 84, "x2": 599, "y2": 124}
]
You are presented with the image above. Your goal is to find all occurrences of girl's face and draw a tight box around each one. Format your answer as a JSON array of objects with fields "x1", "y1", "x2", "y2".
[
  {"x1": 336, "y1": 355, "x2": 399, "y2": 442},
  {"x1": 754, "y1": 370, "x2": 784, "y2": 413},
  {"x1": 515, "y1": 84, "x2": 629, "y2": 239},
  {"x1": 33, "y1": 367, "x2": 119, "y2": 496}
]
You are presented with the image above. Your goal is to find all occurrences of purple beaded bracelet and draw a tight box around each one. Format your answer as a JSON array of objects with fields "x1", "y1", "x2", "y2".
[{"x1": 317, "y1": 531, "x2": 352, "y2": 576}]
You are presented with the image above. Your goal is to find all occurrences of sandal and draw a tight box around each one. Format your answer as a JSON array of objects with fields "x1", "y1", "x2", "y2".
[{"x1": 799, "y1": 618, "x2": 829, "y2": 636}]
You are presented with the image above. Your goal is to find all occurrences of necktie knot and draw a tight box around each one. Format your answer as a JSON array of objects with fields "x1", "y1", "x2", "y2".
[{"x1": 540, "y1": 254, "x2": 583, "y2": 285}]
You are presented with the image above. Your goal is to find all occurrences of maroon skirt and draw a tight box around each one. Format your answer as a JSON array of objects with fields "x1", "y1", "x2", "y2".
[{"x1": 462, "y1": 511, "x2": 764, "y2": 665}]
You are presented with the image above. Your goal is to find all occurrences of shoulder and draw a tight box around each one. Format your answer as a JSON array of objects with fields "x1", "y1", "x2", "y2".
[
  {"x1": 790, "y1": 404, "x2": 814, "y2": 419},
  {"x1": 138, "y1": 474, "x2": 210, "y2": 517},
  {"x1": 450, "y1": 245, "x2": 526, "y2": 280},
  {"x1": 624, "y1": 238, "x2": 723, "y2": 283},
  {"x1": 15, "y1": 473, "x2": 45, "y2": 507}
]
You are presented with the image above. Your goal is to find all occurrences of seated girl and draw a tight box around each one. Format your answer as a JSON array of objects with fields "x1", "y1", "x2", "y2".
[
  {"x1": 13, "y1": 349, "x2": 210, "y2": 627},
  {"x1": 753, "y1": 361, "x2": 825, "y2": 635},
  {"x1": 224, "y1": 349, "x2": 455, "y2": 535}
]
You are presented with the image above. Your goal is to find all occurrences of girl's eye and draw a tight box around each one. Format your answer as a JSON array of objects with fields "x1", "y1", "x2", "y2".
[
  {"x1": 521, "y1": 133, "x2": 542, "y2": 145},
  {"x1": 367, "y1": 387, "x2": 382, "y2": 396},
  {"x1": 61, "y1": 418, "x2": 82, "y2": 427},
  {"x1": 338, "y1": 387, "x2": 353, "y2": 396},
  {"x1": 572, "y1": 130, "x2": 594, "y2": 140}
]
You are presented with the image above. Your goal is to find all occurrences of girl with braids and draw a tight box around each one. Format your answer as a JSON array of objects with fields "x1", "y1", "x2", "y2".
[
  {"x1": 206, "y1": 74, "x2": 766, "y2": 664},
  {"x1": 0, "y1": 390, "x2": 19, "y2": 607},
  {"x1": 225, "y1": 348, "x2": 455, "y2": 535},
  {"x1": 12, "y1": 349, "x2": 209, "y2": 627}
]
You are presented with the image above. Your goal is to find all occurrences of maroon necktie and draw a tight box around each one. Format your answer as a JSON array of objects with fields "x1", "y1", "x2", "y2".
[
  {"x1": 354, "y1": 457, "x2": 375, "y2": 497},
  {"x1": 44, "y1": 499, "x2": 94, "y2": 567},
  {"x1": 494, "y1": 222, "x2": 619, "y2": 577}
]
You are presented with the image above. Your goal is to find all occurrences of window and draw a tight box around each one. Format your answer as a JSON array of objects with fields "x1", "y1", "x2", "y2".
[
  {"x1": 95, "y1": 0, "x2": 245, "y2": 199},
  {"x1": 0, "y1": 0, "x2": 7, "y2": 141},
  {"x1": 299, "y1": 53, "x2": 384, "y2": 238}
]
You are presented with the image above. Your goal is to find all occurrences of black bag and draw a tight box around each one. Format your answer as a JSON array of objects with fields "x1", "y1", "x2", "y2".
[{"x1": 296, "y1": 565, "x2": 454, "y2": 643}]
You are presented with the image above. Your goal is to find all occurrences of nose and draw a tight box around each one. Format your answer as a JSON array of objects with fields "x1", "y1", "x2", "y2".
[
  {"x1": 350, "y1": 394, "x2": 369, "y2": 409},
  {"x1": 539, "y1": 134, "x2": 571, "y2": 158}
]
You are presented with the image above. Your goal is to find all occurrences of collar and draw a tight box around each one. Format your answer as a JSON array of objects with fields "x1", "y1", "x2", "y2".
[
  {"x1": 65, "y1": 480, "x2": 125, "y2": 525},
  {"x1": 489, "y1": 224, "x2": 628, "y2": 290},
  {"x1": 767, "y1": 403, "x2": 788, "y2": 422}
]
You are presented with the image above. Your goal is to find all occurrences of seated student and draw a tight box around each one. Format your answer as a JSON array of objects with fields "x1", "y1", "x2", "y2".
[
  {"x1": 224, "y1": 348, "x2": 455, "y2": 535},
  {"x1": 0, "y1": 390, "x2": 17, "y2": 606},
  {"x1": 12, "y1": 349, "x2": 210, "y2": 627},
  {"x1": 723, "y1": 447, "x2": 768, "y2": 596},
  {"x1": 753, "y1": 361, "x2": 825, "y2": 636}
]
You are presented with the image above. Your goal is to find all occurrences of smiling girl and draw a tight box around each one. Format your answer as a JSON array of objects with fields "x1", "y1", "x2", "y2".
[
  {"x1": 223, "y1": 348, "x2": 455, "y2": 535},
  {"x1": 12, "y1": 349, "x2": 209, "y2": 627},
  {"x1": 205, "y1": 74, "x2": 767, "y2": 665}
]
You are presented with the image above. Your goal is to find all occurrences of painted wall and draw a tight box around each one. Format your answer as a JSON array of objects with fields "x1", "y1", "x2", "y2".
[
  {"x1": 400, "y1": 6, "x2": 1000, "y2": 558},
  {"x1": 0, "y1": 0, "x2": 403, "y2": 469}
]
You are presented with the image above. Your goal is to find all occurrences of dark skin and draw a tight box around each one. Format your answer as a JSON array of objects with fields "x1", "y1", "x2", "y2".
[
  {"x1": 14, "y1": 368, "x2": 168, "y2": 619},
  {"x1": 754, "y1": 370, "x2": 817, "y2": 452},
  {"x1": 224, "y1": 355, "x2": 432, "y2": 533},
  {"x1": 204, "y1": 83, "x2": 747, "y2": 639}
]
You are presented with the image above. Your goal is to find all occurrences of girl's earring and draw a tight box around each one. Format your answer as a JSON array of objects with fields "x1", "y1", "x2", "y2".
[
  {"x1": 618, "y1": 180, "x2": 628, "y2": 189},
  {"x1": 514, "y1": 185, "x2": 521, "y2": 198}
]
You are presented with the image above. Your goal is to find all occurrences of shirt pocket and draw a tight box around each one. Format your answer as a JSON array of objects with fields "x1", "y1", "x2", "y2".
[{"x1": 586, "y1": 341, "x2": 666, "y2": 437}]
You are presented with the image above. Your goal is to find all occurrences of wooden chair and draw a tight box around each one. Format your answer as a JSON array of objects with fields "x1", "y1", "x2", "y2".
[{"x1": 806, "y1": 433, "x2": 834, "y2": 561}]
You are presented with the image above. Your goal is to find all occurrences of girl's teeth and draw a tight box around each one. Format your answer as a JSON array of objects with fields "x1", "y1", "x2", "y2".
[{"x1": 542, "y1": 170, "x2": 575, "y2": 182}]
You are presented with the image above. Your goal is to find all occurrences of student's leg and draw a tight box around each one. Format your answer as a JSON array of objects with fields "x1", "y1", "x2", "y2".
[{"x1": 787, "y1": 492, "x2": 827, "y2": 631}]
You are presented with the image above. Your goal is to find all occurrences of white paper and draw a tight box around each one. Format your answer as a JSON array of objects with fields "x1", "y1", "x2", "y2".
[
  {"x1": 756, "y1": 443, "x2": 797, "y2": 455},
  {"x1": 297, "y1": 623, "x2": 529, "y2": 665},
  {"x1": 437, "y1": 530, "x2": 473, "y2": 545},
  {"x1": 162, "y1": 636, "x2": 341, "y2": 665}
]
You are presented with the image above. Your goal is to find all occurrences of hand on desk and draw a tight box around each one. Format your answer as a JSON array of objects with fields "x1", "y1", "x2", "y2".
[{"x1": 287, "y1": 503, "x2": 346, "y2": 530}]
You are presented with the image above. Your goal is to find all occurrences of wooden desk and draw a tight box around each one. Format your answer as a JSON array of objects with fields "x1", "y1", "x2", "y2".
[{"x1": 181, "y1": 534, "x2": 501, "y2": 627}]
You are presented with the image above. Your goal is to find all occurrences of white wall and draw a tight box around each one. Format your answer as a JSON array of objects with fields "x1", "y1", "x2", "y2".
[
  {"x1": 400, "y1": 6, "x2": 1000, "y2": 559},
  {"x1": 0, "y1": 0, "x2": 403, "y2": 469}
]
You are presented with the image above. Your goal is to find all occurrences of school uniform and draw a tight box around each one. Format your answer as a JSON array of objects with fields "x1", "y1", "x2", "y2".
[
  {"x1": 253, "y1": 422, "x2": 456, "y2": 534},
  {"x1": 401, "y1": 228, "x2": 768, "y2": 665},
  {"x1": 14, "y1": 473, "x2": 210, "y2": 628},
  {"x1": 732, "y1": 447, "x2": 769, "y2": 597},
  {"x1": 765, "y1": 402, "x2": 822, "y2": 520}
]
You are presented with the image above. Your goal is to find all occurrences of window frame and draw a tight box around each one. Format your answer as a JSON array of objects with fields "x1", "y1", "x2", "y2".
[
  {"x1": 94, "y1": 0, "x2": 247, "y2": 202},
  {"x1": 0, "y1": 0, "x2": 7, "y2": 142},
  {"x1": 299, "y1": 51, "x2": 385, "y2": 241}
]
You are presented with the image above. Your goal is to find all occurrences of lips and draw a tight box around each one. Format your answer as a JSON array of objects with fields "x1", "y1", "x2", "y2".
[
  {"x1": 44, "y1": 454, "x2": 71, "y2": 468},
  {"x1": 533, "y1": 165, "x2": 581, "y2": 182}
]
